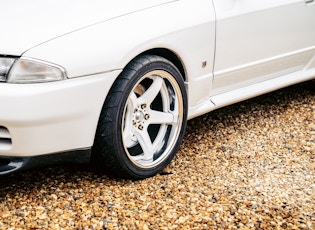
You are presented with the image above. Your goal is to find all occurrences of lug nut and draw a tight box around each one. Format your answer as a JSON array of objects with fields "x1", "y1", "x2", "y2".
[
  {"x1": 145, "y1": 114, "x2": 150, "y2": 120},
  {"x1": 138, "y1": 124, "x2": 144, "y2": 130},
  {"x1": 141, "y1": 104, "x2": 147, "y2": 109}
]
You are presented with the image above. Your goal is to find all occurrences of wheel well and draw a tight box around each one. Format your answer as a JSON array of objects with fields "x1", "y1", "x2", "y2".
[{"x1": 140, "y1": 49, "x2": 186, "y2": 81}]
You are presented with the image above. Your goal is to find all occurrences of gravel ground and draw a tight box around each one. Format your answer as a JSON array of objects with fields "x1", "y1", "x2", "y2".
[{"x1": 0, "y1": 80, "x2": 314, "y2": 230}]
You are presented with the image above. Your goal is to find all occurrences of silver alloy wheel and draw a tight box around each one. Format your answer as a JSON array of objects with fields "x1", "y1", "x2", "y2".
[{"x1": 122, "y1": 70, "x2": 184, "y2": 169}]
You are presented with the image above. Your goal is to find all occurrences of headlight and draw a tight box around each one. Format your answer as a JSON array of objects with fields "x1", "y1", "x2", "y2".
[
  {"x1": 0, "y1": 57, "x2": 15, "y2": 82},
  {"x1": 7, "y1": 58, "x2": 67, "y2": 83}
]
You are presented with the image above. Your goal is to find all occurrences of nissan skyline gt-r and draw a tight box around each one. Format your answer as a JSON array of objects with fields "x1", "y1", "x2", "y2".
[{"x1": 0, "y1": 0, "x2": 314, "y2": 178}]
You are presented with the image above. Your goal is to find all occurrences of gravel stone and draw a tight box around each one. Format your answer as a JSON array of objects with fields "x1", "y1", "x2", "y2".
[{"x1": 0, "y1": 80, "x2": 314, "y2": 229}]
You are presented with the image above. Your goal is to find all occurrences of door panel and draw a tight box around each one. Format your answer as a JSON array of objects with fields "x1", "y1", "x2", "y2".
[{"x1": 211, "y1": 0, "x2": 315, "y2": 95}]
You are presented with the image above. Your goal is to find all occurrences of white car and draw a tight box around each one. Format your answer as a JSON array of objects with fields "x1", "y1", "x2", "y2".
[{"x1": 1, "y1": 0, "x2": 314, "y2": 178}]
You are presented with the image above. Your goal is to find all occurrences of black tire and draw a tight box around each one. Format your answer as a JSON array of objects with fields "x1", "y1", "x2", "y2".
[{"x1": 92, "y1": 55, "x2": 187, "y2": 179}]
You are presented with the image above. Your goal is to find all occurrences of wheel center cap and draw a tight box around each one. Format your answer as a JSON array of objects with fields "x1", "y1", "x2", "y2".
[{"x1": 135, "y1": 111, "x2": 145, "y2": 122}]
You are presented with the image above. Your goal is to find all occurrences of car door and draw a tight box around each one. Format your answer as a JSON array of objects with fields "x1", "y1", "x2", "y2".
[{"x1": 211, "y1": 0, "x2": 315, "y2": 96}]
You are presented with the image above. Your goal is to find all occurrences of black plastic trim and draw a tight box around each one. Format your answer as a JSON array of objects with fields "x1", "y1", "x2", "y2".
[{"x1": 0, "y1": 148, "x2": 91, "y2": 175}]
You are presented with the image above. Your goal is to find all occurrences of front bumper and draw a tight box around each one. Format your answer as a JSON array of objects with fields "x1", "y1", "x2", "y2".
[{"x1": 0, "y1": 70, "x2": 120, "y2": 157}]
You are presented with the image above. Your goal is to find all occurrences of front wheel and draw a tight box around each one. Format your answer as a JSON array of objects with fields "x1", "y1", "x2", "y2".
[{"x1": 92, "y1": 55, "x2": 187, "y2": 179}]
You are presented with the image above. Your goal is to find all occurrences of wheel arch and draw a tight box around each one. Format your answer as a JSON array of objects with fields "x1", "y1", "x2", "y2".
[{"x1": 131, "y1": 48, "x2": 187, "y2": 82}]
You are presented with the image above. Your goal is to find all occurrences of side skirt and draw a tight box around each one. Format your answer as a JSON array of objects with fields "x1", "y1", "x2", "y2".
[
  {"x1": 188, "y1": 68, "x2": 315, "y2": 120},
  {"x1": 211, "y1": 68, "x2": 315, "y2": 110}
]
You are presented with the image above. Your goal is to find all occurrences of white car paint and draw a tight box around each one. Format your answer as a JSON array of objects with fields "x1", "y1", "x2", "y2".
[
  {"x1": 0, "y1": 0, "x2": 314, "y2": 173},
  {"x1": 212, "y1": 0, "x2": 315, "y2": 95},
  {"x1": 0, "y1": 72, "x2": 119, "y2": 155},
  {"x1": 24, "y1": 0, "x2": 216, "y2": 109},
  {"x1": 1, "y1": 0, "x2": 176, "y2": 55}
]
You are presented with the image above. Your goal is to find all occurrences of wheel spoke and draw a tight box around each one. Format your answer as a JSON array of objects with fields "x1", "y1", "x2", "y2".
[
  {"x1": 140, "y1": 77, "x2": 163, "y2": 105},
  {"x1": 149, "y1": 110, "x2": 177, "y2": 125},
  {"x1": 123, "y1": 96, "x2": 136, "y2": 147},
  {"x1": 131, "y1": 154, "x2": 153, "y2": 164},
  {"x1": 134, "y1": 128, "x2": 155, "y2": 161},
  {"x1": 123, "y1": 127, "x2": 137, "y2": 148},
  {"x1": 129, "y1": 91, "x2": 139, "y2": 109},
  {"x1": 123, "y1": 129, "x2": 132, "y2": 146}
]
